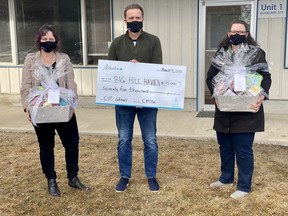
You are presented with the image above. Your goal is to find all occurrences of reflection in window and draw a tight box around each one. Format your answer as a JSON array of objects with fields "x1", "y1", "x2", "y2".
[
  {"x1": 0, "y1": 0, "x2": 12, "y2": 63},
  {"x1": 1, "y1": 0, "x2": 111, "y2": 65},
  {"x1": 206, "y1": 5, "x2": 251, "y2": 50},
  {"x1": 15, "y1": 0, "x2": 82, "y2": 64},
  {"x1": 204, "y1": 5, "x2": 251, "y2": 105},
  {"x1": 86, "y1": 0, "x2": 111, "y2": 65}
]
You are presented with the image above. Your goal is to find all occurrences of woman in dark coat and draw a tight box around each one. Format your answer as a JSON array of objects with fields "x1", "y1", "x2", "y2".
[{"x1": 206, "y1": 20, "x2": 272, "y2": 199}]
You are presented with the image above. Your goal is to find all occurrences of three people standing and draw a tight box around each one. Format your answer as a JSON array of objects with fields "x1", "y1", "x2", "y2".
[{"x1": 20, "y1": 6, "x2": 272, "y2": 200}]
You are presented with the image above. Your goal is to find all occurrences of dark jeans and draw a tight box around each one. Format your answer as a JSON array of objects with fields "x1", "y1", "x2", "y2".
[
  {"x1": 33, "y1": 114, "x2": 79, "y2": 180},
  {"x1": 216, "y1": 132, "x2": 255, "y2": 192},
  {"x1": 115, "y1": 106, "x2": 158, "y2": 179}
]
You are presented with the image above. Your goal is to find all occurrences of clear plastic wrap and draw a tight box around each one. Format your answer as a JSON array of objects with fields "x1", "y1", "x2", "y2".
[
  {"x1": 27, "y1": 59, "x2": 77, "y2": 125},
  {"x1": 211, "y1": 44, "x2": 269, "y2": 112}
]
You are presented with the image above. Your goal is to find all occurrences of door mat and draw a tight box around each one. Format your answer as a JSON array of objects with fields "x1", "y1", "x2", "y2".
[{"x1": 196, "y1": 111, "x2": 214, "y2": 118}]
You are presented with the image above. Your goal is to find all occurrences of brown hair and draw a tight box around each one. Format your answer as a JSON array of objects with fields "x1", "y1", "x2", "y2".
[
  {"x1": 34, "y1": 25, "x2": 60, "y2": 50},
  {"x1": 217, "y1": 19, "x2": 258, "y2": 51},
  {"x1": 124, "y1": 4, "x2": 144, "y2": 18}
]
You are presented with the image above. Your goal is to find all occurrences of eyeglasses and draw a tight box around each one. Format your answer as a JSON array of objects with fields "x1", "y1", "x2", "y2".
[{"x1": 229, "y1": 30, "x2": 247, "y2": 35}]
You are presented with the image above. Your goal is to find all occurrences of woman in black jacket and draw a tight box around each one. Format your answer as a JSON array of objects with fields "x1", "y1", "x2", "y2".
[{"x1": 206, "y1": 20, "x2": 272, "y2": 199}]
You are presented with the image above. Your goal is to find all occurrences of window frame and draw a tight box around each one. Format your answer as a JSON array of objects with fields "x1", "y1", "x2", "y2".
[
  {"x1": 285, "y1": 3, "x2": 288, "y2": 69},
  {"x1": 0, "y1": 0, "x2": 17, "y2": 66},
  {"x1": 0, "y1": 0, "x2": 113, "y2": 67}
]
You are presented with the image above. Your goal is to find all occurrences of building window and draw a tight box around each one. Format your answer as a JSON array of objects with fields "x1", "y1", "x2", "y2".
[
  {"x1": 15, "y1": 0, "x2": 82, "y2": 64},
  {"x1": 2, "y1": 0, "x2": 111, "y2": 66},
  {"x1": 86, "y1": 0, "x2": 111, "y2": 65},
  {"x1": 0, "y1": 0, "x2": 12, "y2": 63}
]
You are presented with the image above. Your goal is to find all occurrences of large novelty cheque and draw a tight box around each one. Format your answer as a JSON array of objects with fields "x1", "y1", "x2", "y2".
[{"x1": 96, "y1": 60, "x2": 186, "y2": 109}]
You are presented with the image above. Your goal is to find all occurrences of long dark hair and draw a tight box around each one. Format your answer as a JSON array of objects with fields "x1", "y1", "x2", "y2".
[
  {"x1": 34, "y1": 25, "x2": 60, "y2": 51},
  {"x1": 217, "y1": 20, "x2": 258, "y2": 51}
]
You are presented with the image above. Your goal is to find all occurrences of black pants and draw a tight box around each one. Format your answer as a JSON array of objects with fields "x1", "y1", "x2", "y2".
[{"x1": 33, "y1": 114, "x2": 79, "y2": 180}]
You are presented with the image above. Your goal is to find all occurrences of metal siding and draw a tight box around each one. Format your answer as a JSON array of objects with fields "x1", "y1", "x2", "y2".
[
  {"x1": 74, "y1": 68, "x2": 82, "y2": 95},
  {"x1": 157, "y1": 0, "x2": 170, "y2": 64},
  {"x1": 258, "y1": 18, "x2": 287, "y2": 99},
  {"x1": 111, "y1": 0, "x2": 198, "y2": 98},
  {"x1": 9, "y1": 68, "x2": 20, "y2": 94},
  {"x1": 112, "y1": 0, "x2": 126, "y2": 38},
  {"x1": 1, "y1": 0, "x2": 287, "y2": 100},
  {"x1": 92, "y1": 69, "x2": 97, "y2": 95},
  {"x1": 74, "y1": 68, "x2": 97, "y2": 96},
  {"x1": 0, "y1": 68, "x2": 11, "y2": 93},
  {"x1": 144, "y1": 0, "x2": 159, "y2": 35},
  {"x1": 81, "y1": 68, "x2": 94, "y2": 95},
  {"x1": 257, "y1": 19, "x2": 269, "y2": 54},
  {"x1": 269, "y1": 19, "x2": 284, "y2": 99},
  {"x1": 169, "y1": 0, "x2": 182, "y2": 65},
  {"x1": 181, "y1": 0, "x2": 198, "y2": 98}
]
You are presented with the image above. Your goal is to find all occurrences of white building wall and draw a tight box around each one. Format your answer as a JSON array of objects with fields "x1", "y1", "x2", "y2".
[
  {"x1": 258, "y1": 17, "x2": 288, "y2": 100},
  {"x1": 74, "y1": 68, "x2": 97, "y2": 96},
  {"x1": 0, "y1": 0, "x2": 287, "y2": 101},
  {"x1": 0, "y1": 67, "x2": 21, "y2": 94},
  {"x1": 0, "y1": 67, "x2": 97, "y2": 96},
  {"x1": 112, "y1": 0, "x2": 198, "y2": 98}
]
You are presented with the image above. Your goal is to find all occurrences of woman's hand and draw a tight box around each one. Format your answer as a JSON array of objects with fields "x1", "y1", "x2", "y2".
[
  {"x1": 251, "y1": 95, "x2": 265, "y2": 113},
  {"x1": 25, "y1": 108, "x2": 32, "y2": 122},
  {"x1": 215, "y1": 98, "x2": 219, "y2": 109}
]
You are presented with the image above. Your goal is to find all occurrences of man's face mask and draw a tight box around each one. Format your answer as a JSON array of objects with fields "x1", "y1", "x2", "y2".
[
  {"x1": 40, "y1": 41, "x2": 57, "y2": 53},
  {"x1": 127, "y1": 21, "x2": 143, "y2": 33},
  {"x1": 229, "y1": 34, "x2": 246, "y2": 46}
]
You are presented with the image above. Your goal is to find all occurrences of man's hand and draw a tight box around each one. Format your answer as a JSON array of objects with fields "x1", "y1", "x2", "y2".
[{"x1": 130, "y1": 59, "x2": 138, "y2": 63}]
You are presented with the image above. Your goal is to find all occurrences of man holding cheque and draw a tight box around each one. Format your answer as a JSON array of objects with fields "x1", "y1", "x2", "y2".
[{"x1": 108, "y1": 3, "x2": 162, "y2": 192}]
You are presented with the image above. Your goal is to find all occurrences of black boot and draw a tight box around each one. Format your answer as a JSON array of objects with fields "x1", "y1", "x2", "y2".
[
  {"x1": 47, "y1": 179, "x2": 61, "y2": 196},
  {"x1": 68, "y1": 177, "x2": 91, "y2": 191}
]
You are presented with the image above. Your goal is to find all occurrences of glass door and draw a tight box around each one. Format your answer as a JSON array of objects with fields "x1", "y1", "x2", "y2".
[{"x1": 197, "y1": 0, "x2": 257, "y2": 111}]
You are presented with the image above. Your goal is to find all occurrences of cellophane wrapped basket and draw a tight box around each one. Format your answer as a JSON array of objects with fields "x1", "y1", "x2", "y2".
[
  {"x1": 211, "y1": 44, "x2": 268, "y2": 112},
  {"x1": 27, "y1": 60, "x2": 77, "y2": 125}
]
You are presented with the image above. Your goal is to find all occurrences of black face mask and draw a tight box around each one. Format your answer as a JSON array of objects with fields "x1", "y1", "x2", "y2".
[
  {"x1": 127, "y1": 21, "x2": 143, "y2": 33},
  {"x1": 229, "y1": 34, "x2": 246, "y2": 45},
  {"x1": 40, "y1": 41, "x2": 57, "y2": 52}
]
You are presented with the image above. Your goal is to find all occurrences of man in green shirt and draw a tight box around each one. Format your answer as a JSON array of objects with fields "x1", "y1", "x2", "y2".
[{"x1": 108, "y1": 3, "x2": 162, "y2": 192}]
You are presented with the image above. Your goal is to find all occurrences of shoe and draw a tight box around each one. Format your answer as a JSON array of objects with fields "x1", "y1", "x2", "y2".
[
  {"x1": 116, "y1": 178, "x2": 129, "y2": 192},
  {"x1": 148, "y1": 178, "x2": 160, "y2": 191},
  {"x1": 210, "y1": 180, "x2": 233, "y2": 189},
  {"x1": 230, "y1": 190, "x2": 249, "y2": 199},
  {"x1": 68, "y1": 177, "x2": 91, "y2": 191},
  {"x1": 47, "y1": 179, "x2": 61, "y2": 196}
]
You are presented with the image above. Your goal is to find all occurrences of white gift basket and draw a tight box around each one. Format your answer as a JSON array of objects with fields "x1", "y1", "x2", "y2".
[
  {"x1": 217, "y1": 95, "x2": 258, "y2": 112},
  {"x1": 27, "y1": 60, "x2": 77, "y2": 125},
  {"x1": 211, "y1": 44, "x2": 268, "y2": 112},
  {"x1": 31, "y1": 105, "x2": 73, "y2": 124}
]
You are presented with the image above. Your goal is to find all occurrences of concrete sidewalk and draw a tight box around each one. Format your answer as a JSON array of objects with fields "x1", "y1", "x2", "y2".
[{"x1": 0, "y1": 97, "x2": 287, "y2": 146}]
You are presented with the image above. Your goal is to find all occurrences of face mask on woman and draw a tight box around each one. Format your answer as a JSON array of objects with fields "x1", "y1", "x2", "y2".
[
  {"x1": 229, "y1": 34, "x2": 246, "y2": 46},
  {"x1": 40, "y1": 41, "x2": 57, "y2": 52}
]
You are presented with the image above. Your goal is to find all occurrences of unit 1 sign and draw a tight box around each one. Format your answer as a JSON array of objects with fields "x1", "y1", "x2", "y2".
[
  {"x1": 258, "y1": 0, "x2": 286, "y2": 18},
  {"x1": 96, "y1": 60, "x2": 187, "y2": 110}
]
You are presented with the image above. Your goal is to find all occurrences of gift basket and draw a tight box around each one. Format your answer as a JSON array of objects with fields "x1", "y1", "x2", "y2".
[
  {"x1": 27, "y1": 60, "x2": 77, "y2": 125},
  {"x1": 211, "y1": 44, "x2": 268, "y2": 112}
]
